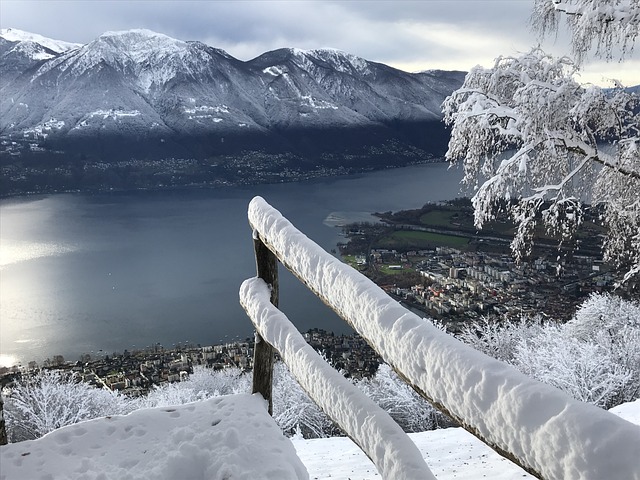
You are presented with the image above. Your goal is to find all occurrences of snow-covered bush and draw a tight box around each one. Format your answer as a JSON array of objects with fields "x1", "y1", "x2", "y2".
[
  {"x1": 135, "y1": 366, "x2": 250, "y2": 409},
  {"x1": 513, "y1": 324, "x2": 631, "y2": 408},
  {"x1": 3, "y1": 369, "x2": 131, "y2": 442},
  {"x1": 566, "y1": 293, "x2": 640, "y2": 402},
  {"x1": 272, "y1": 362, "x2": 335, "y2": 438},
  {"x1": 457, "y1": 316, "x2": 544, "y2": 363},
  {"x1": 457, "y1": 294, "x2": 640, "y2": 408},
  {"x1": 357, "y1": 364, "x2": 451, "y2": 432}
]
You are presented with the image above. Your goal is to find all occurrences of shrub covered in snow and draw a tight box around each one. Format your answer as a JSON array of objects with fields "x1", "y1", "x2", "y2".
[
  {"x1": 458, "y1": 316, "x2": 544, "y2": 363},
  {"x1": 135, "y1": 366, "x2": 251, "y2": 409},
  {"x1": 272, "y1": 362, "x2": 336, "y2": 438},
  {"x1": 3, "y1": 370, "x2": 131, "y2": 442},
  {"x1": 357, "y1": 364, "x2": 452, "y2": 432},
  {"x1": 458, "y1": 293, "x2": 640, "y2": 408}
]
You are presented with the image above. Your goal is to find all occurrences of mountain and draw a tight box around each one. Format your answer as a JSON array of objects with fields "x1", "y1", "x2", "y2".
[
  {"x1": 0, "y1": 28, "x2": 81, "y2": 89},
  {"x1": 0, "y1": 28, "x2": 466, "y2": 195}
]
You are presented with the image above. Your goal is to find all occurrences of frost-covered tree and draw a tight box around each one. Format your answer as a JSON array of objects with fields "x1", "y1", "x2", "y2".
[
  {"x1": 443, "y1": 0, "x2": 640, "y2": 281},
  {"x1": 458, "y1": 316, "x2": 544, "y2": 363},
  {"x1": 135, "y1": 366, "x2": 250, "y2": 409},
  {"x1": 271, "y1": 362, "x2": 334, "y2": 438},
  {"x1": 531, "y1": 0, "x2": 639, "y2": 64},
  {"x1": 566, "y1": 293, "x2": 640, "y2": 401},
  {"x1": 457, "y1": 294, "x2": 640, "y2": 407},
  {"x1": 4, "y1": 370, "x2": 130, "y2": 442},
  {"x1": 357, "y1": 364, "x2": 450, "y2": 432},
  {"x1": 513, "y1": 324, "x2": 631, "y2": 408}
]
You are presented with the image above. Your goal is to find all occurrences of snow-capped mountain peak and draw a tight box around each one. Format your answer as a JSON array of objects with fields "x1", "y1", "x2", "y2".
[
  {"x1": 276, "y1": 47, "x2": 372, "y2": 75},
  {"x1": 304, "y1": 48, "x2": 371, "y2": 73},
  {"x1": 33, "y1": 28, "x2": 222, "y2": 93},
  {"x1": 0, "y1": 28, "x2": 81, "y2": 55},
  {"x1": 94, "y1": 29, "x2": 188, "y2": 60}
]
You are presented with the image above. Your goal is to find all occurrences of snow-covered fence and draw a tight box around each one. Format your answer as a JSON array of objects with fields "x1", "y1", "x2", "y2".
[
  {"x1": 240, "y1": 278, "x2": 436, "y2": 479},
  {"x1": 241, "y1": 196, "x2": 640, "y2": 480}
]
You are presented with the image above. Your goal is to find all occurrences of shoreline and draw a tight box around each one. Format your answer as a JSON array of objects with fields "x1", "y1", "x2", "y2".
[{"x1": 0, "y1": 158, "x2": 445, "y2": 200}]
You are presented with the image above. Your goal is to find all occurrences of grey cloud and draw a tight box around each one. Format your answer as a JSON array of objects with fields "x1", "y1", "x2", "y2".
[{"x1": 0, "y1": 0, "x2": 636, "y2": 84}]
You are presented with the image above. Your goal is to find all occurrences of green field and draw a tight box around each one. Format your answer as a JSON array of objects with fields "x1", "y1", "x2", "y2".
[
  {"x1": 376, "y1": 230, "x2": 470, "y2": 250},
  {"x1": 341, "y1": 254, "x2": 360, "y2": 269},
  {"x1": 419, "y1": 210, "x2": 460, "y2": 227},
  {"x1": 378, "y1": 265, "x2": 407, "y2": 275}
]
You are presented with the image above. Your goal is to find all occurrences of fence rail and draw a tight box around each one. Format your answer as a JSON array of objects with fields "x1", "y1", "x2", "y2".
[{"x1": 240, "y1": 196, "x2": 640, "y2": 480}]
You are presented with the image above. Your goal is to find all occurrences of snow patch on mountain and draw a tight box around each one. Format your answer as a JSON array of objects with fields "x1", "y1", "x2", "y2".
[
  {"x1": 289, "y1": 47, "x2": 371, "y2": 75},
  {"x1": 263, "y1": 65, "x2": 286, "y2": 76},
  {"x1": 300, "y1": 95, "x2": 339, "y2": 110},
  {"x1": 183, "y1": 105, "x2": 230, "y2": 116},
  {"x1": 9, "y1": 41, "x2": 54, "y2": 61},
  {"x1": 72, "y1": 110, "x2": 143, "y2": 131},
  {"x1": 88, "y1": 109, "x2": 142, "y2": 120}
]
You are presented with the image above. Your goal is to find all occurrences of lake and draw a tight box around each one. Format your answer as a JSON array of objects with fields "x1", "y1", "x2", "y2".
[{"x1": 0, "y1": 163, "x2": 465, "y2": 367}]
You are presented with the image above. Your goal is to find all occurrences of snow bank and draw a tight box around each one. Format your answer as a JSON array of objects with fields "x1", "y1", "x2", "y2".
[
  {"x1": 0, "y1": 393, "x2": 308, "y2": 480},
  {"x1": 240, "y1": 277, "x2": 434, "y2": 479},
  {"x1": 247, "y1": 196, "x2": 640, "y2": 480}
]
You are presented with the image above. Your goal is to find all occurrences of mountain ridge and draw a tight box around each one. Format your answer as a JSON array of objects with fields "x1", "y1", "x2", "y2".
[{"x1": 0, "y1": 28, "x2": 466, "y2": 195}]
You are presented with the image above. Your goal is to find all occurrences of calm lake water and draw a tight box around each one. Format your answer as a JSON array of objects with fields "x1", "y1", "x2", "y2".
[{"x1": 0, "y1": 163, "x2": 465, "y2": 367}]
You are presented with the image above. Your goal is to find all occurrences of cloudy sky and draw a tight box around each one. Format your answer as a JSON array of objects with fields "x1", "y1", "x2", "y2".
[{"x1": 1, "y1": 0, "x2": 638, "y2": 86}]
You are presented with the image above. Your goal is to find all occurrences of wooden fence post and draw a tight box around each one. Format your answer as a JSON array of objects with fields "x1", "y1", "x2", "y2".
[
  {"x1": 0, "y1": 395, "x2": 7, "y2": 445},
  {"x1": 251, "y1": 235, "x2": 278, "y2": 415}
]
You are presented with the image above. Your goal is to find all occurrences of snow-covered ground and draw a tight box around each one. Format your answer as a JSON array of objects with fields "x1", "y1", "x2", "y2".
[
  {"x1": 1, "y1": 397, "x2": 638, "y2": 480},
  {"x1": 296, "y1": 399, "x2": 640, "y2": 479},
  {"x1": 294, "y1": 427, "x2": 536, "y2": 480},
  {"x1": 297, "y1": 401, "x2": 640, "y2": 480},
  {"x1": 0, "y1": 393, "x2": 308, "y2": 480}
]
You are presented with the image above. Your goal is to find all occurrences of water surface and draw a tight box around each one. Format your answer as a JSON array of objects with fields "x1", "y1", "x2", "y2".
[{"x1": 0, "y1": 163, "x2": 465, "y2": 366}]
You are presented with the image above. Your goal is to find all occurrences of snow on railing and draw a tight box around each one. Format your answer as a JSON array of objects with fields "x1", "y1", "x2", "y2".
[
  {"x1": 240, "y1": 278, "x2": 435, "y2": 479},
  {"x1": 241, "y1": 196, "x2": 640, "y2": 480}
]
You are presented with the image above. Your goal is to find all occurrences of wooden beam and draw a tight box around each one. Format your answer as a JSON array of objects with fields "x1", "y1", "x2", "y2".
[{"x1": 251, "y1": 235, "x2": 278, "y2": 415}]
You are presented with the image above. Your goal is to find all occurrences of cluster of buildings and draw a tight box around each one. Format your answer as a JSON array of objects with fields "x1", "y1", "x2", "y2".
[
  {"x1": 1, "y1": 330, "x2": 383, "y2": 395},
  {"x1": 377, "y1": 246, "x2": 615, "y2": 328},
  {"x1": 0, "y1": 342, "x2": 253, "y2": 397},
  {"x1": 303, "y1": 329, "x2": 380, "y2": 378}
]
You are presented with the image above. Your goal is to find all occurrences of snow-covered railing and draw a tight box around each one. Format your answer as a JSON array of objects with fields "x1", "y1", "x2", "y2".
[
  {"x1": 240, "y1": 278, "x2": 435, "y2": 479},
  {"x1": 240, "y1": 196, "x2": 640, "y2": 480}
]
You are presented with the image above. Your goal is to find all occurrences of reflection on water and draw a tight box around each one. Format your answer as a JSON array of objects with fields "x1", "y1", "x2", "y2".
[
  {"x1": 0, "y1": 354, "x2": 19, "y2": 369},
  {"x1": 0, "y1": 241, "x2": 79, "y2": 268}
]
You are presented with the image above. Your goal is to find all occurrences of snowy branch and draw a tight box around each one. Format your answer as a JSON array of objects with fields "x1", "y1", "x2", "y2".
[
  {"x1": 531, "y1": 0, "x2": 640, "y2": 63},
  {"x1": 443, "y1": 47, "x2": 640, "y2": 279}
]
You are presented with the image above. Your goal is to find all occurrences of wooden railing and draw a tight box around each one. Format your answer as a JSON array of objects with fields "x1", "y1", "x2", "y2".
[{"x1": 240, "y1": 196, "x2": 640, "y2": 480}]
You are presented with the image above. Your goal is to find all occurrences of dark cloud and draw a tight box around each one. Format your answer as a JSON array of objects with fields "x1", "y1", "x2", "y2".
[{"x1": 0, "y1": 0, "x2": 636, "y2": 84}]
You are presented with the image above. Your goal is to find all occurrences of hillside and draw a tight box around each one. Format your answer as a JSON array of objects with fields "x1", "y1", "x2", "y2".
[{"x1": 0, "y1": 28, "x2": 465, "y2": 196}]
